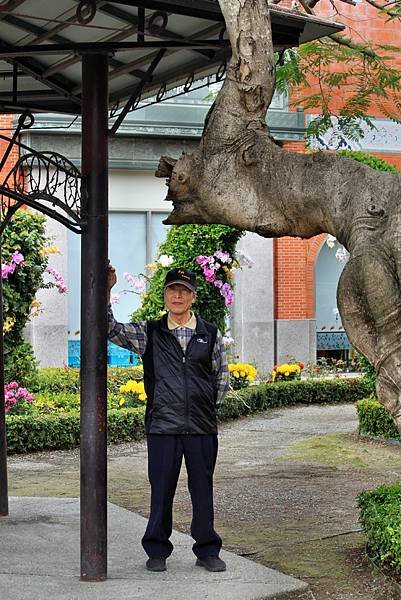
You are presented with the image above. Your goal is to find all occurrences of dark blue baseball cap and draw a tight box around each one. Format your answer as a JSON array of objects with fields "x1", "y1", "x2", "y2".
[{"x1": 164, "y1": 268, "x2": 197, "y2": 292}]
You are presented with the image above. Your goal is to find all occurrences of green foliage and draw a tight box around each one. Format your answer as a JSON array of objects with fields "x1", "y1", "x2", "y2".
[
  {"x1": 4, "y1": 341, "x2": 38, "y2": 389},
  {"x1": 356, "y1": 398, "x2": 400, "y2": 440},
  {"x1": 355, "y1": 353, "x2": 377, "y2": 396},
  {"x1": 358, "y1": 483, "x2": 401, "y2": 578},
  {"x1": 276, "y1": 37, "x2": 401, "y2": 139},
  {"x1": 2, "y1": 211, "x2": 49, "y2": 384},
  {"x1": 132, "y1": 224, "x2": 243, "y2": 332},
  {"x1": 338, "y1": 150, "x2": 398, "y2": 174},
  {"x1": 219, "y1": 377, "x2": 370, "y2": 421},
  {"x1": 6, "y1": 377, "x2": 369, "y2": 454},
  {"x1": 31, "y1": 366, "x2": 144, "y2": 395},
  {"x1": 6, "y1": 408, "x2": 146, "y2": 454}
]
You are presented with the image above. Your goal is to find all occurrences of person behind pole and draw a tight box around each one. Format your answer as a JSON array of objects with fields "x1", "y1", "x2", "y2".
[{"x1": 107, "y1": 263, "x2": 229, "y2": 573}]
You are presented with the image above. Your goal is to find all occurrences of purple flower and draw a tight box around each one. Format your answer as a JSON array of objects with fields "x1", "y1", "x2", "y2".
[
  {"x1": 214, "y1": 250, "x2": 232, "y2": 264},
  {"x1": 221, "y1": 283, "x2": 234, "y2": 306}
]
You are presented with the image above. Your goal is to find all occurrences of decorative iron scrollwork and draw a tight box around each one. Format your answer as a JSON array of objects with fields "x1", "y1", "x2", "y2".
[
  {"x1": 156, "y1": 83, "x2": 166, "y2": 103},
  {"x1": 76, "y1": 0, "x2": 97, "y2": 25},
  {"x1": 183, "y1": 73, "x2": 194, "y2": 93},
  {"x1": 148, "y1": 11, "x2": 169, "y2": 35},
  {"x1": 0, "y1": 128, "x2": 85, "y2": 235}
]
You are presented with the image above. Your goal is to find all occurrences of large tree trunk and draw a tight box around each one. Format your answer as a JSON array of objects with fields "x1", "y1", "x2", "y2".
[{"x1": 156, "y1": 0, "x2": 401, "y2": 431}]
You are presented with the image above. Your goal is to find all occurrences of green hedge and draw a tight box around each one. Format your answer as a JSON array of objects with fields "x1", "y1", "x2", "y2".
[
  {"x1": 356, "y1": 398, "x2": 401, "y2": 441},
  {"x1": 31, "y1": 366, "x2": 144, "y2": 395},
  {"x1": 6, "y1": 408, "x2": 146, "y2": 454},
  {"x1": 6, "y1": 377, "x2": 370, "y2": 454},
  {"x1": 358, "y1": 483, "x2": 401, "y2": 578},
  {"x1": 219, "y1": 377, "x2": 370, "y2": 421}
]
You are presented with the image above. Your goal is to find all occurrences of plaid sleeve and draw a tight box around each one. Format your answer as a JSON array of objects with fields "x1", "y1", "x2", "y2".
[
  {"x1": 211, "y1": 329, "x2": 230, "y2": 407},
  {"x1": 107, "y1": 306, "x2": 147, "y2": 356}
]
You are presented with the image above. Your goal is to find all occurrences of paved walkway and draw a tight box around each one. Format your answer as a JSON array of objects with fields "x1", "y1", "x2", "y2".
[{"x1": 1, "y1": 496, "x2": 307, "y2": 600}]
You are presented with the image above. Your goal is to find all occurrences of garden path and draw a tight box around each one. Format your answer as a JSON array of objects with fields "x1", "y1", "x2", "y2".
[{"x1": 7, "y1": 402, "x2": 401, "y2": 598}]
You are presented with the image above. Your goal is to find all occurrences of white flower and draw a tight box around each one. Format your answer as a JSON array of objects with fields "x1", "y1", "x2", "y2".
[
  {"x1": 235, "y1": 250, "x2": 254, "y2": 269},
  {"x1": 222, "y1": 336, "x2": 235, "y2": 348},
  {"x1": 335, "y1": 246, "x2": 350, "y2": 265},
  {"x1": 326, "y1": 234, "x2": 336, "y2": 249},
  {"x1": 158, "y1": 254, "x2": 174, "y2": 267}
]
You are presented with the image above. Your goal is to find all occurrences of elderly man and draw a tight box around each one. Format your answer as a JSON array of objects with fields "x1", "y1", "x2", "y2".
[{"x1": 107, "y1": 265, "x2": 229, "y2": 573}]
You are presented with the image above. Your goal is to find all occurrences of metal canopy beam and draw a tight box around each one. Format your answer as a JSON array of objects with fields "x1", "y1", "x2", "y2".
[
  {"x1": 3, "y1": 55, "x2": 81, "y2": 106},
  {"x1": 108, "y1": 0, "x2": 222, "y2": 21},
  {"x1": 0, "y1": 39, "x2": 227, "y2": 58}
]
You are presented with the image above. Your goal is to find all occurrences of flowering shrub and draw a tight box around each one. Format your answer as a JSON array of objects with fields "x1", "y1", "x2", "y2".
[
  {"x1": 1, "y1": 251, "x2": 24, "y2": 279},
  {"x1": 228, "y1": 362, "x2": 257, "y2": 390},
  {"x1": 2, "y1": 212, "x2": 49, "y2": 386},
  {"x1": 4, "y1": 381, "x2": 34, "y2": 415},
  {"x1": 132, "y1": 224, "x2": 243, "y2": 333},
  {"x1": 119, "y1": 379, "x2": 147, "y2": 408},
  {"x1": 196, "y1": 250, "x2": 236, "y2": 306},
  {"x1": 271, "y1": 362, "x2": 304, "y2": 382}
]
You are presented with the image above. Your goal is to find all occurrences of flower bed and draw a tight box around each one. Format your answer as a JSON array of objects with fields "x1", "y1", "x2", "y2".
[{"x1": 5, "y1": 376, "x2": 370, "y2": 454}]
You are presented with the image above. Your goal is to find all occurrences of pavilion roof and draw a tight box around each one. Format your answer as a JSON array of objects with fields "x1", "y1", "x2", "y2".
[{"x1": 0, "y1": 1, "x2": 344, "y2": 115}]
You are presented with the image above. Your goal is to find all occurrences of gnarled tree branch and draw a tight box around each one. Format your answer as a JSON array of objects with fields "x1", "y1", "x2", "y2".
[{"x1": 157, "y1": 0, "x2": 401, "y2": 431}]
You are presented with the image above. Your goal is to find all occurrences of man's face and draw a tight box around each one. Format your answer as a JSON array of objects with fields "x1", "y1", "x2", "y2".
[{"x1": 164, "y1": 283, "x2": 195, "y2": 316}]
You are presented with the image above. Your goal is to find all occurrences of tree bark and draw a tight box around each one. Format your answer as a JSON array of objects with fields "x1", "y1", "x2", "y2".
[{"x1": 156, "y1": 0, "x2": 401, "y2": 431}]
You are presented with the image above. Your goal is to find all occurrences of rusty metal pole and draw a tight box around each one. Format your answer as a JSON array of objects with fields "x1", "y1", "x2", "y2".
[
  {"x1": 80, "y1": 52, "x2": 109, "y2": 581},
  {"x1": 0, "y1": 244, "x2": 8, "y2": 517}
]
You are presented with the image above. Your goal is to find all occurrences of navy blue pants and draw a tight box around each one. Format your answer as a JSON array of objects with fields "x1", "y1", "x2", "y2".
[{"x1": 141, "y1": 434, "x2": 222, "y2": 559}]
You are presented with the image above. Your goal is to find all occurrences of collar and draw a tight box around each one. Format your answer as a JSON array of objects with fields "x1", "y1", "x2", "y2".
[{"x1": 167, "y1": 311, "x2": 197, "y2": 330}]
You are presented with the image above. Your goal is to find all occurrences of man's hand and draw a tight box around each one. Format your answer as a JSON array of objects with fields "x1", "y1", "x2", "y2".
[{"x1": 107, "y1": 262, "x2": 117, "y2": 302}]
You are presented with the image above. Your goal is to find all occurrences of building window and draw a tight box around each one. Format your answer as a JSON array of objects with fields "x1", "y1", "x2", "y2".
[{"x1": 67, "y1": 210, "x2": 169, "y2": 366}]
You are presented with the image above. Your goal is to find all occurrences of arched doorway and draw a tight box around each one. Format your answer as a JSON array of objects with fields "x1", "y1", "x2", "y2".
[{"x1": 314, "y1": 239, "x2": 351, "y2": 361}]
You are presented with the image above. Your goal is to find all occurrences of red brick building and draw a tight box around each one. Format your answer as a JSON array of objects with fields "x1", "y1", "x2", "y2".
[{"x1": 274, "y1": 4, "x2": 401, "y2": 364}]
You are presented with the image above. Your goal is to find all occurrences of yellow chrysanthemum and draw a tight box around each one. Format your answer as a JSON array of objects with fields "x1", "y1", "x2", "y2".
[
  {"x1": 3, "y1": 316, "x2": 15, "y2": 333},
  {"x1": 40, "y1": 244, "x2": 61, "y2": 256}
]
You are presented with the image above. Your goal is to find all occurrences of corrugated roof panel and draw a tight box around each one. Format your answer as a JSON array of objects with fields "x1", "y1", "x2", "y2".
[{"x1": 0, "y1": 1, "x2": 344, "y2": 114}]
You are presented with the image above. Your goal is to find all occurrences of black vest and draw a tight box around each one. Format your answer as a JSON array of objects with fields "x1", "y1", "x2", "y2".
[{"x1": 142, "y1": 314, "x2": 218, "y2": 435}]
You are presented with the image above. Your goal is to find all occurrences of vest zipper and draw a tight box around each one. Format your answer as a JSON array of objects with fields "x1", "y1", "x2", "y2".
[{"x1": 167, "y1": 331, "x2": 200, "y2": 435}]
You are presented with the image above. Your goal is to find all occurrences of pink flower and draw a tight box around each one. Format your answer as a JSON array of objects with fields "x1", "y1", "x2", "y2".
[
  {"x1": 11, "y1": 251, "x2": 24, "y2": 265},
  {"x1": 1, "y1": 263, "x2": 15, "y2": 279},
  {"x1": 4, "y1": 381, "x2": 35, "y2": 413},
  {"x1": 110, "y1": 294, "x2": 120, "y2": 304},
  {"x1": 204, "y1": 268, "x2": 216, "y2": 283},
  {"x1": 124, "y1": 272, "x2": 146, "y2": 293},
  {"x1": 196, "y1": 256, "x2": 209, "y2": 267},
  {"x1": 46, "y1": 266, "x2": 68, "y2": 294}
]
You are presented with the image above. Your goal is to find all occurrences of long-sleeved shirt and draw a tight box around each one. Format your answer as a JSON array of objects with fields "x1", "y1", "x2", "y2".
[{"x1": 107, "y1": 307, "x2": 229, "y2": 407}]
